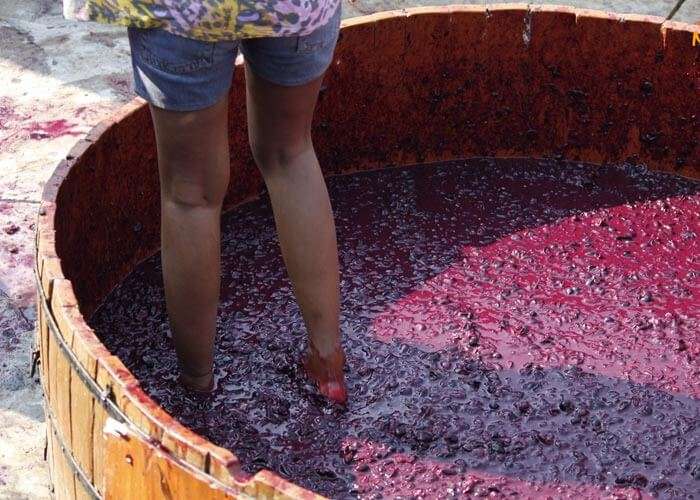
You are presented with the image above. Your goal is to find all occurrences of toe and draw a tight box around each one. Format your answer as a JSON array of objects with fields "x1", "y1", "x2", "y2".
[{"x1": 320, "y1": 381, "x2": 348, "y2": 405}]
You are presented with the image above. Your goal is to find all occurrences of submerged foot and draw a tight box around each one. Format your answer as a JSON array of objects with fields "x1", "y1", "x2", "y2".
[
  {"x1": 179, "y1": 370, "x2": 215, "y2": 394},
  {"x1": 305, "y1": 343, "x2": 348, "y2": 405}
]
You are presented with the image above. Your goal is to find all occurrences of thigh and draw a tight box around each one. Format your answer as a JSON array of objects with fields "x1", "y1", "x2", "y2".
[
  {"x1": 150, "y1": 96, "x2": 231, "y2": 205},
  {"x1": 242, "y1": 6, "x2": 341, "y2": 154},
  {"x1": 244, "y1": 65, "x2": 324, "y2": 160}
]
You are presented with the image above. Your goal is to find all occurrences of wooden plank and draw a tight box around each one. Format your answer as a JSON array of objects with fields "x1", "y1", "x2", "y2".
[
  {"x1": 40, "y1": 256, "x2": 62, "y2": 300},
  {"x1": 74, "y1": 480, "x2": 94, "y2": 500},
  {"x1": 36, "y1": 227, "x2": 57, "y2": 411},
  {"x1": 119, "y1": 367, "x2": 248, "y2": 490},
  {"x1": 36, "y1": 228, "x2": 56, "y2": 264},
  {"x1": 46, "y1": 419, "x2": 55, "y2": 492},
  {"x1": 39, "y1": 255, "x2": 61, "y2": 423},
  {"x1": 161, "y1": 426, "x2": 209, "y2": 472},
  {"x1": 118, "y1": 381, "x2": 167, "y2": 442},
  {"x1": 50, "y1": 280, "x2": 77, "y2": 335},
  {"x1": 45, "y1": 276, "x2": 70, "y2": 302},
  {"x1": 119, "y1": 369, "x2": 249, "y2": 491},
  {"x1": 69, "y1": 367, "x2": 95, "y2": 486},
  {"x1": 45, "y1": 278, "x2": 113, "y2": 496},
  {"x1": 201, "y1": 446, "x2": 241, "y2": 489},
  {"x1": 118, "y1": 374, "x2": 227, "y2": 479},
  {"x1": 53, "y1": 335, "x2": 74, "y2": 462},
  {"x1": 49, "y1": 420, "x2": 77, "y2": 500},
  {"x1": 70, "y1": 324, "x2": 107, "y2": 378},
  {"x1": 242, "y1": 470, "x2": 321, "y2": 500},
  {"x1": 92, "y1": 401, "x2": 108, "y2": 496},
  {"x1": 48, "y1": 324, "x2": 59, "y2": 438},
  {"x1": 94, "y1": 356, "x2": 139, "y2": 495},
  {"x1": 37, "y1": 297, "x2": 50, "y2": 402},
  {"x1": 72, "y1": 334, "x2": 107, "y2": 497},
  {"x1": 34, "y1": 290, "x2": 41, "y2": 373},
  {"x1": 49, "y1": 279, "x2": 96, "y2": 487},
  {"x1": 103, "y1": 419, "x2": 236, "y2": 500}
]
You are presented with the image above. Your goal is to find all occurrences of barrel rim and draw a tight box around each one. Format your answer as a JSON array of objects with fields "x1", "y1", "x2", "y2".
[{"x1": 35, "y1": 5, "x2": 700, "y2": 497}]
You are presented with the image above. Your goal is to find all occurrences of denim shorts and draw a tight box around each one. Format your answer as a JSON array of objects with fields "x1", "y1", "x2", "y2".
[{"x1": 127, "y1": 5, "x2": 341, "y2": 112}]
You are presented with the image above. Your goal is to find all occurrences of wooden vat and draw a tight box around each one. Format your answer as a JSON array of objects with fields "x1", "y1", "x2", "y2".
[{"x1": 35, "y1": 5, "x2": 699, "y2": 499}]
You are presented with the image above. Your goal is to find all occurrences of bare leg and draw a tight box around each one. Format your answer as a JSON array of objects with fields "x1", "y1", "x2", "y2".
[
  {"x1": 150, "y1": 97, "x2": 230, "y2": 391},
  {"x1": 245, "y1": 66, "x2": 347, "y2": 403}
]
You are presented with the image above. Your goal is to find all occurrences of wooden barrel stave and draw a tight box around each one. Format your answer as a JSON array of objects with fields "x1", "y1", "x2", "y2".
[
  {"x1": 54, "y1": 287, "x2": 97, "y2": 491},
  {"x1": 47, "y1": 411, "x2": 78, "y2": 499},
  {"x1": 104, "y1": 420, "x2": 235, "y2": 500}
]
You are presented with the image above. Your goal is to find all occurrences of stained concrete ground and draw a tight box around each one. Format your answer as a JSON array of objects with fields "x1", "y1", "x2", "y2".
[{"x1": 0, "y1": 0, "x2": 696, "y2": 498}]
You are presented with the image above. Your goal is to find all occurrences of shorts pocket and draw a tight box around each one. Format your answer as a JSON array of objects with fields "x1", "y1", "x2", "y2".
[{"x1": 129, "y1": 28, "x2": 216, "y2": 75}]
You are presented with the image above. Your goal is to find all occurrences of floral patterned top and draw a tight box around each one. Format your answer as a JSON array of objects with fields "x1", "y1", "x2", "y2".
[{"x1": 63, "y1": 0, "x2": 341, "y2": 41}]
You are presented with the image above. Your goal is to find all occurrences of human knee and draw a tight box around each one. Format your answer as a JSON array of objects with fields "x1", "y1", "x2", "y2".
[
  {"x1": 249, "y1": 136, "x2": 313, "y2": 175},
  {"x1": 162, "y1": 176, "x2": 226, "y2": 210}
]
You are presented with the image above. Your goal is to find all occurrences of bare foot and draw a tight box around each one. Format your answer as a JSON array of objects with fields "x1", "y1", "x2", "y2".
[
  {"x1": 179, "y1": 370, "x2": 215, "y2": 394},
  {"x1": 305, "y1": 343, "x2": 348, "y2": 404}
]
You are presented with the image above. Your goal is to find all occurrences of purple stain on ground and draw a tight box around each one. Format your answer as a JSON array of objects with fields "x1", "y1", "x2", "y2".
[
  {"x1": 24, "y1": 119, "x2": 81, "y2": 140},
  {"x1": 0, "y1": 201, "x2": 39, "y2": 311},
  {"x1": 0, "y1": 290, "x2": 31, "y2": 353},
  {"x1": 91, "y1": 158, "x2": 700, "y2": 498},
  {"x1": 3, "y1": 224, "x2": 20, "y2": 235}
]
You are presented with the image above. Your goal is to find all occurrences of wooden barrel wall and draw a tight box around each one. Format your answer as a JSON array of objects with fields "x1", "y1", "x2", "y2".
[{"x1": 36, "y1": 6, "x2": 699, "y2": 499}]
